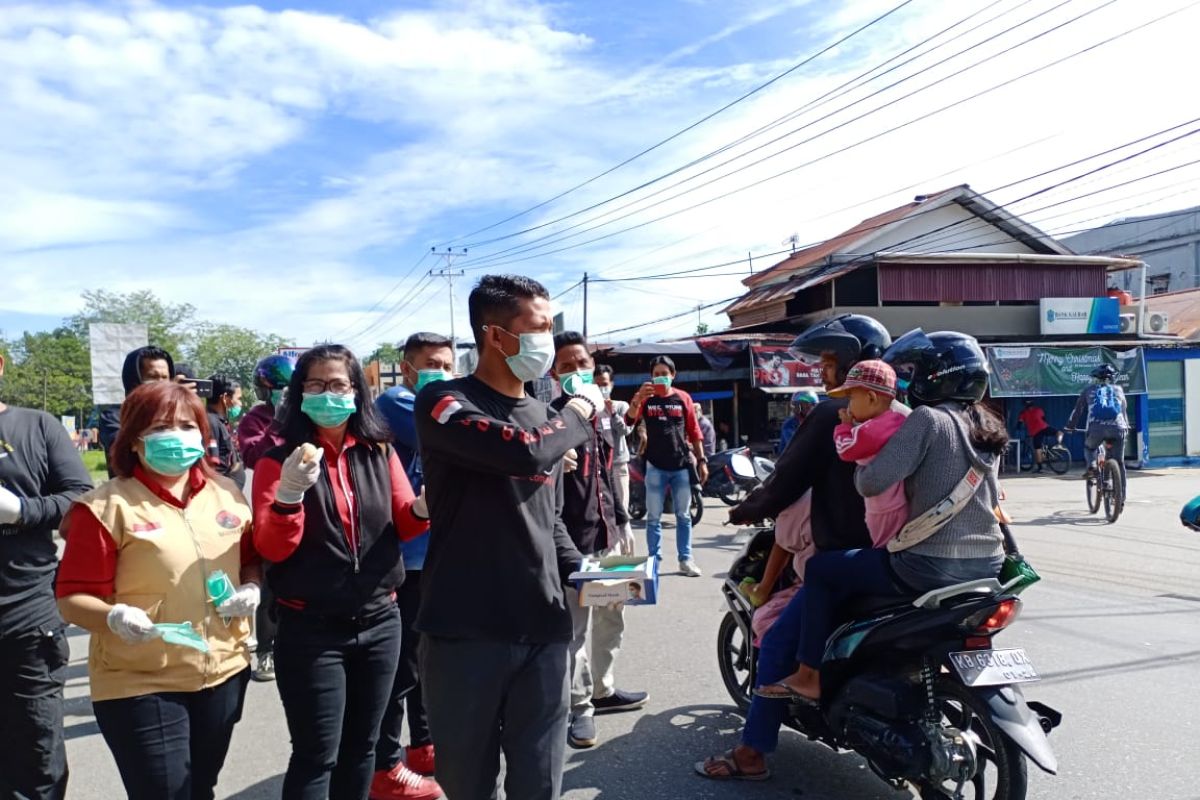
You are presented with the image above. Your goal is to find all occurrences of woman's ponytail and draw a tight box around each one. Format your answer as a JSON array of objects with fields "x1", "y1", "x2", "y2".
[{"x1": 960, "y1": 403, "x2": 1009, "y2": 455}]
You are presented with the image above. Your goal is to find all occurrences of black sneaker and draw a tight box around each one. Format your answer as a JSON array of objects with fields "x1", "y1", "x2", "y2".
[
  {"x1": 568, "y1": 715, "x2": 597, "y2": 748},
  {"x1": 592, "y1": 689, "x2": 648, "y2": 714}
]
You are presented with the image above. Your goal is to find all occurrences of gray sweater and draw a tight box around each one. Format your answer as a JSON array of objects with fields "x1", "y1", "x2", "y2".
[{"x1": 856, "y1": 403, "x2": 1004, "y2": 560}]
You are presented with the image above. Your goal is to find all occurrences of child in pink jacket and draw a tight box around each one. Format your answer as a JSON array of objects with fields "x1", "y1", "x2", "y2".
[{"x1": 829, "y1": 360, "x2": 909, "y2": 547}]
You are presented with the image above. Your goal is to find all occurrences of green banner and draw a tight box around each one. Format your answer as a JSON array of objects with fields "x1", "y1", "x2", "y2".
[{"x1": 987, "y1": 346, "x2": 1146, "y2": 398}]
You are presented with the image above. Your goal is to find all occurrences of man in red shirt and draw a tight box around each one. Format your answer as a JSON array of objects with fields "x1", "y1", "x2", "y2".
[{"x1": 1018, "y1": 399, "x2": 1061, "y2": 473}]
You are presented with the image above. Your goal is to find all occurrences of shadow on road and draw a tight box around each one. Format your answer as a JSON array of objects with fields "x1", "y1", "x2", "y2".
[
  {"x1": 1039, "y1": 648, "x2": 1200, "y2": 686},
  {"x1": 564, "y1": 704, "x2": 897, "y2": 800},
  {"x1": 225, "y1": 774, "x2": 285, "y2": 799}
]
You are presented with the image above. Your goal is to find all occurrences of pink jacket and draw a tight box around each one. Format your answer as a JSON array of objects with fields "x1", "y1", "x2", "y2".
[{"x1": 834, "y1": 410, "x2": 909, "y2": 546}]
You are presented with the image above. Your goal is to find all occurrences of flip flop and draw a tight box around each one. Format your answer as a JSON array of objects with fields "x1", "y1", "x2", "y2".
[
  {"x1": 753, "y1": 682, "x2": 820, "y2": 706},
  {"x1": 694, "y1": 751, "x2": 771, "y2": 782}
]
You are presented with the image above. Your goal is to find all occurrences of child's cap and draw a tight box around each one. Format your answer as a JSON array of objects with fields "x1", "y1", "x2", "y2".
[{"x1": 827, "y1": 359, "x2": 897, "y2": 398}]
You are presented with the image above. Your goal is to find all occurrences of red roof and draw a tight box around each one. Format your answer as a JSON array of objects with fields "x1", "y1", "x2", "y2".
[{"x1": 743, "y1": 185, "x2": 964, "y2": 289}]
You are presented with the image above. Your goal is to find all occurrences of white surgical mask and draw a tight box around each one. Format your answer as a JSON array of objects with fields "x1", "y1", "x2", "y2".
[{"x1": 491, "y1": 327, "x2": 555, "y2": 382}]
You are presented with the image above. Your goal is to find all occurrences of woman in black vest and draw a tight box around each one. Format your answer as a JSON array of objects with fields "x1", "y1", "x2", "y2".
[{"x1": 252, "y1": 345, "x2": 429, "y2": 800}]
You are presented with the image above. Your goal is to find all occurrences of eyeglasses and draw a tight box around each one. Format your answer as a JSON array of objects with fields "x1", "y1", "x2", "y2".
[{"x1": 302, "y1": 379, "x2": 354, "y2": 395}]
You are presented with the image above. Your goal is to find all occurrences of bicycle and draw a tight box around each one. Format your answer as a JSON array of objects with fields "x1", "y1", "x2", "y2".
[
  {"x1": 1068, "y1": 429, "x2": 1123, "y2": 523},
  {"x1": 1017, "y1": 427, "x2": 1071, "y2": 475}
]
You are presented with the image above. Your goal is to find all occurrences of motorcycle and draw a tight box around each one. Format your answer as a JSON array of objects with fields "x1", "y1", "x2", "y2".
[
  {"x1": 627, "y1": 456, "x2": 704, "y2": 526},
  {"x1": 717, "y1": 527, "x2": 1061, "y2": 800},
  {"x1": 704, "y1": 447, "x2": 774, "y2": 507}
]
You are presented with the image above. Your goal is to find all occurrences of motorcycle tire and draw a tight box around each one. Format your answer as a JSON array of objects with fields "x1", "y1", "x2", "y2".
[
  {"x1": 716, "y1": 612, "x2": 754, "y2": 711},
  {"x1": 719, "y1": 489, "x2": 745, "y2": 507},
  {"x1": 691, "y1": 488, "x2": 704, "y2": 526},
  {"x1": 916, "y1": 678, "x2": 1028, "y2": 800},
  {"x1": 628, "y1": 498, "x2": 646, "y2": 521}
]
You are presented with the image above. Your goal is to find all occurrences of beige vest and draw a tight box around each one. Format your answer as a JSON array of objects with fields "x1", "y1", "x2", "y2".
[{"x1": 82, "y1": 474, "x2": 252, "y2": 701}]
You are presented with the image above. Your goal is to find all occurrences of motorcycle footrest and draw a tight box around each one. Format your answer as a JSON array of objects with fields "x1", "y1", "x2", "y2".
[{"x1": 1026, "y1": 701, "x2": 1062, "y2": 734}]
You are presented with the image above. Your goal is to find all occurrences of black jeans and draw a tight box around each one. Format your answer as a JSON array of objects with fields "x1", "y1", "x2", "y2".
[
  {"x1": 92, "y1": 668, "x2": 250, "y2": 800},
  {"x1": 420, "y1": 636, "x2": 569, "y2": 800},
  {"x1": 275, "y1": 604, "x2": 401, "y2": 800},
  {"x1": 0, "y1": 622, "x2": 70, "y2": 800},
  {"x1": 375, "y1": 571, "x2": 431, "y2": 771}
]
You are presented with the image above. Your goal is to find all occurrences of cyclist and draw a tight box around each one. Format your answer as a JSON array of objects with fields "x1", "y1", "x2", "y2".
[
  {"x1": 1017, "y1": 399, "x2": 1061, "y2": 473},
  {"x1": 1067, "y1": 364, "x2": 1129, "y2": 499}
]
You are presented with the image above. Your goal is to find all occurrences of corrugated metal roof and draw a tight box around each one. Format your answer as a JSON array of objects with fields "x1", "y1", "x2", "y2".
[{"x1": 1147, "y1": 288, "x2": 1200, "y2": 340}]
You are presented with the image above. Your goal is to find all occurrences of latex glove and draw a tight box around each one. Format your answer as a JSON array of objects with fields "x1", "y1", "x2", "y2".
[
  {"x1": 276, "y1": 444, "x2": 321, "y2": 505},
  {"x1": 563, "y1": 449, "x2": 579, "y2": 473},
  {"x1": 0, "y1": 486, "x2": 21, "y2": 525},
  {"x1": 216, "y1": 583, "x2": 261, "y2": 617},
  {"x1": 106, "y1": 604, "x2": 162, "y2": 644},
  {"x1": 412, "y1": 486, "x2": 429, "y2": 520},
  {"x1": 615, "y1": 523, "x2": 636, "y2": 556}
]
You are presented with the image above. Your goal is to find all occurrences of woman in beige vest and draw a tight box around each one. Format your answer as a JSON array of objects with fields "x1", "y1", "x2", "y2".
[{"x1": 57, "y1": 381, "x2": 261, "y2": 800}]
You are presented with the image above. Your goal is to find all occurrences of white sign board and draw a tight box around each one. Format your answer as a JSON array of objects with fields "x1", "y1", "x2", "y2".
[
  {"x1": 89, "y1": 323, "x2": 148, "y2": 405},
  {"x1": 61, "y1": 416, "x2": 76, "y2": 435},
  {"x1": 275, "y1": 346, "x2": 308, "y2": 361}
]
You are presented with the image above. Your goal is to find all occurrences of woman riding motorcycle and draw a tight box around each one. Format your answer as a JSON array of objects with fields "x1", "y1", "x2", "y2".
[
  {"x1": 756, "y1": 330, "x2": 1009, "y2": 704},
  {"x1": 697, "y1": 314, "x2": 890, "y2": 781}
]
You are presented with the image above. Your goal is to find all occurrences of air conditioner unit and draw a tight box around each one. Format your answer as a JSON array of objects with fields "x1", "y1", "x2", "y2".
[
  {"x1": 1146, "y1": 311, "x2": 1170, "y2": 334},
  {"x1": 1118, "y1": 313, "x2": 1137, "y2": 334}
]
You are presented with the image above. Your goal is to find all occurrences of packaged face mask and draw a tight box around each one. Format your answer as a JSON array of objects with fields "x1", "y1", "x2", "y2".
[
  {"x1": 154, "y1": 622, "x2": 209, "y2": 652},
  {"x1": 206, "y1": 570, "x2": 235, "y2": 609}
]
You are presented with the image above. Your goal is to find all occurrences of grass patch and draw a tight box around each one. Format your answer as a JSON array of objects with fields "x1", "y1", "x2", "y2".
[{"x1": 81, "y1": 450, "x2": 108, "y2": 485}]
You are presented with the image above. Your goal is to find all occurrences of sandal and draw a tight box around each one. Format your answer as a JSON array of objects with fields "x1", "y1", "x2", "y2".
[
  {"x1": 694, "y1": 750, "x2": 770, "y2": 781},
  {"x1": 753, "y1": 682, "x2": 819, "y2": 706}
]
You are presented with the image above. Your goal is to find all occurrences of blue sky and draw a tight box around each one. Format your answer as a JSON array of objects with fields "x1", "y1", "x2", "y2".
[{"x1": 2, "y1": 0, "x2": 1199, "y2": 352}]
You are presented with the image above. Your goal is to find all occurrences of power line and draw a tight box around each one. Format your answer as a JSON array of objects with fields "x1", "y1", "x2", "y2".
[
  {"x1": 591, "y1": 295, "x2": 743, "y2": 339},
  {"x1": 457, "y1": 0, "x2": 1107, "y2": 270},
  {"x1": 456, "y1": 0, "x2": 1016, "y2": 252},
  {"x1": 436, "y1": 0, "x2": 919, "y2": 248},
  {"x1": 328, "y1": 250, "x2": 431, "y2": 341},
  {"x1": 458, "y1": 0, "x2": 1175, "y2": 272}
]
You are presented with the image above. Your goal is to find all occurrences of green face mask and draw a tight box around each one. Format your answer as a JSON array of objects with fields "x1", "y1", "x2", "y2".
[
  {"x1": 140, "y1": 429, "x2": 205, "y2": 476},
  {"x1": 415, "y1": 369, "x2": 450, "y2": 393},
  {"x1": 154, "y1": 622, "x2": 209, "y2": 652},
  {"x1": 227, "y1": 404, "x2": 243, "y2": 422},
  {"x1": 652, "y1": 375, "x2": 673, "y2": 388},
  {"x1": 270, "y1": 389, "x2": 284, "y2": 407},
  {"x1": 301, "y1": 392, "x2": 357, "y2": 428},
  {"x1": 559, "y1": 368, "x2": 595, "y2": 396}
]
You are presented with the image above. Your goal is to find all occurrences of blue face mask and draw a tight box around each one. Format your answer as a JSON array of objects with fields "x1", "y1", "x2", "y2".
[
  {"x1": 140, "y1": 429, "x2": 205, "y2": 476},
  {"x1": 415, "y1": 369, "x2": 450, "y2": 393},
  {"x1": 301, "y1": 392, "x2": 357, "y2": 428}
]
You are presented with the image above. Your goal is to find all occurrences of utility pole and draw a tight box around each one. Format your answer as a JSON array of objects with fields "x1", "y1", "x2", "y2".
[
  {"x1": 582, "y1": 272, "x2": 589, "y2": 338},
  {"x1": 429, "y1": 248, "x2": 467, "y2": 351}
]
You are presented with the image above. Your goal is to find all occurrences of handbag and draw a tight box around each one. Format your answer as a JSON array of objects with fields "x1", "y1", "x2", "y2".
[{"x1": 997, "y1": 520, "x2": 1041, "y2": 594}]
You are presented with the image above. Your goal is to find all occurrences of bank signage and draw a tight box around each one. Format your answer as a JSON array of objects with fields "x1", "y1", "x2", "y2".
[{"x1": 1039, "y1": 297, "x2": 1120, "y2": 335}]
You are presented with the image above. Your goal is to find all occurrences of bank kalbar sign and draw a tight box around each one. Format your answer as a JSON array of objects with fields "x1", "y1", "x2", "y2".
[
  {"x1": 987, "y1": 346, "x2": 1146, "y2": 397},
  {"x1": 749, "y1": 345, "x2": 823, "y2": 389},
  {"x1": 1039, "y1": 297, "x2": 1120, "y2": 335}
]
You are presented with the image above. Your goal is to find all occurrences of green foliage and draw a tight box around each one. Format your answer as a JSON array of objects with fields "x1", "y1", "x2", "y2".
[
  {"x1": 189, "y1": 323, "x2": 290, "y2": 389},
  {"x1": 67, "y1": 288, "x2": 196, "y2": 357},
  {"x1": 364, "y1": 343, "x2": 403, "y2": 365},
  {"x1": 0, "y1": 328, "x2": 92, "y2": 418},
  {"x1": 695, "y1": 322, "x2": 710, "y2": 335}
]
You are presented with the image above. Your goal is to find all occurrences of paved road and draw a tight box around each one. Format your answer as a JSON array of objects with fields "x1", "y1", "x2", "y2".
[{"x1": 62, "y1": 468, "x2": 1200, "y2": 799}]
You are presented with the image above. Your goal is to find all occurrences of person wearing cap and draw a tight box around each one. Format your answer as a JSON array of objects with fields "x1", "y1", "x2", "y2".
[
  {"x1": 777, "y1": 390, "x2": 818, "y2": 455},
  {"x1": 828, "y1": 360, "x2": 909, "y2": 548}
]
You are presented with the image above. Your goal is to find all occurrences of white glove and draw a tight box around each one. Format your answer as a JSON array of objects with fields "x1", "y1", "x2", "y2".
[
  {"x1": 0, "y1": 486, "x2": 21, "y2": 525},
  {"x1": 411, "y1": 486, "x2": 428, "y2": 520},
  {"x1": 615, "y1": 523, "x2": 636, "y2": 556},
  {"x1": 106, "y1": 604, "x2": 162, "y2": 644},
  {"x1": 216, "y1": 583, "x2": 261, "y2": 617},
  {"x1": 563, "y1": 449, "x2": 579, "y2": 473},
  {"x1": 276, "y1": 444, "x2": 321, "y2": 505}
]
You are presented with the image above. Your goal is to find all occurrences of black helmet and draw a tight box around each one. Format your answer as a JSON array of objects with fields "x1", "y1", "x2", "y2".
[
  {"x1": 1090, "y1": 364, "x2": 1117, "y2": 380},
  {"x1": 789, "y1": 314, "x2": 891, "y2": 369},
  {"x1": 884, "y1": 329, "x2": 990, "y2": 405}
]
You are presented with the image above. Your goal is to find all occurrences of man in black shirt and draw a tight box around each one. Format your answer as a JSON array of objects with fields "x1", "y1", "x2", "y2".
[
  {"x1": 0, "y1": 352, "x2": 93, "y2": 799},
  {"x1": 550, "y1": 332, "x2": 647, "y2": 751},
  {"x1": 204, "y1": 374, "x2": 245, "y2": 489},
  {"x1": 415, "y1": 275, "x2": 602, "y2": 800}
]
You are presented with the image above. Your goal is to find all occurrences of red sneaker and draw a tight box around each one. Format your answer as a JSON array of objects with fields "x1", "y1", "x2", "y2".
[
  {"x1": 406, "y1": 744, "x2": 436, "y2": 776},
  {"x1": 369, "y1": 763, "x2": 442, "y2": 800}
]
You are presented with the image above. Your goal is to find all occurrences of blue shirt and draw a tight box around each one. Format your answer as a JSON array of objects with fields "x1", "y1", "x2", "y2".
[
  {"x1": 375, "y1": 385, "x2": 429, "y2": 570},
  {"x1": 778, "y1": 416, "x2": 800, "y2": 455}
]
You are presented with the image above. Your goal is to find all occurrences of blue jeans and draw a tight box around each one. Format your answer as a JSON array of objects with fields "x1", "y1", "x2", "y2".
[
  {"x1": 741, "y1": 589, "x2": 806, "y2": 754},
  {"x1": 644, "y1": 464, "x2": 693, "y2": 561}
]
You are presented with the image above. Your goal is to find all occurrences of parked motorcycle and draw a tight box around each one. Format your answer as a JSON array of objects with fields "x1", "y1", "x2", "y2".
[
  {"x1": 717, "y1": 528, "x2": 1061, "y2": 800},
  {"x1": 703, "y1": 447, "x2": 774, "y2": 506},
  {"x1": 627, "y1": 457, "x2": 704, "y2": 526}
]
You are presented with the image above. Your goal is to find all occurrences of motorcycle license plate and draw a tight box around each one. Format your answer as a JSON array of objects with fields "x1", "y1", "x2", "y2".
[{"x1": 949, "y1": 648, "x2": 1039, "y2": 687}]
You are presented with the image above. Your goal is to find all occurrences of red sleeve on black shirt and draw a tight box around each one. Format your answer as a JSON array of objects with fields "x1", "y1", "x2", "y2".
[
  {"x1": 251, "y1": 456, "x2": 306, "y2": 563},
  {"x1": 56, "y1": 504, "x2": 118, "y2": 598}
]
